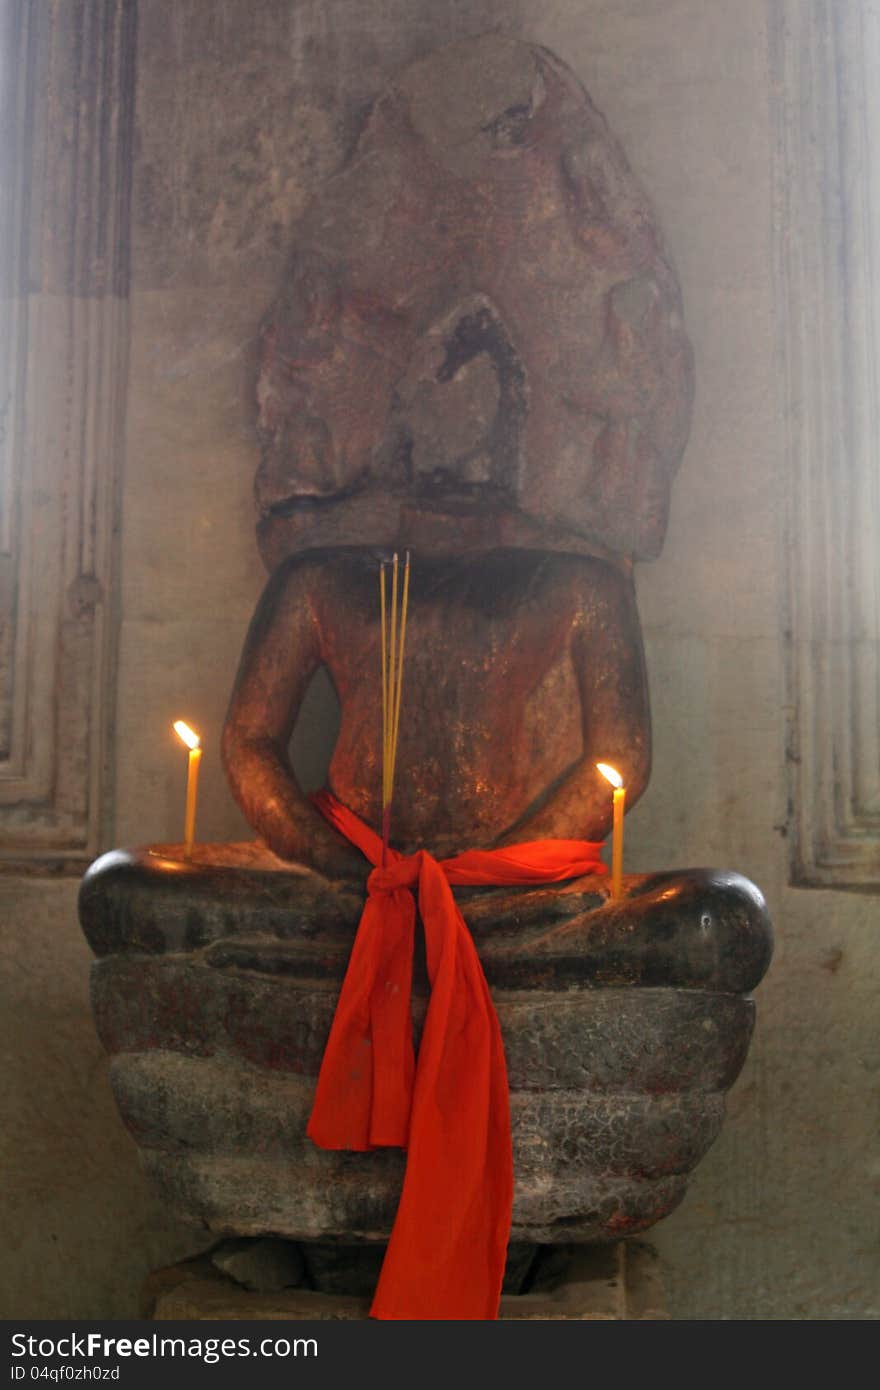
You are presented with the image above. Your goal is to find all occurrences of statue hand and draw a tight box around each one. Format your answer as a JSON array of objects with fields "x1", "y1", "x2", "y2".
[{"x1": 262, "y1": 813, "x2": 368, "y2": 884}]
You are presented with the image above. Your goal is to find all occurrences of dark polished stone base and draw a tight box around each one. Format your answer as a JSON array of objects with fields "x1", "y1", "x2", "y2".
[{"x1": 80, "y1": 844, "x2": 772, "y2": 1246}]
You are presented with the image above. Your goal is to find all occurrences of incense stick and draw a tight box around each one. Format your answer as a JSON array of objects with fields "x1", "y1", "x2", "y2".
[
  {"x1": 380, "y1": 551, "x2": 410, "y2": 860},
  {"x1": 380, "y1": 563, "x2": 388, "y2": 809},
  {"x1": 389, "y1": 552, "x2": 398, "y2": 806},
  {"x1": 390, "y1": 551, "x2": 410, "y2": 793}
]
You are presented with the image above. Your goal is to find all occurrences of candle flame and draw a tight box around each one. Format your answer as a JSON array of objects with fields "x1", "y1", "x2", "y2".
[
  {"x1": 596, "y1": 761, "x2": 623, "y2": 789},
  {"x1": 173, "y1": 719, "x2": 200, "y2": 750}
]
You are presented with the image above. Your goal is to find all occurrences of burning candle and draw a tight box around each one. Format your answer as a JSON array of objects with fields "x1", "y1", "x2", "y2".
[
  {"x1": 596, "y1": 762, "x2": 625, "y2": 900},
  {"x1": 173, "y1": 720, "x2": 202, "y2": 860}
]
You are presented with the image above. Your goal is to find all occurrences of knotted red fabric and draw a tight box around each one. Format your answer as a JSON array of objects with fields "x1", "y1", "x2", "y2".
[{"x1": 307, "y1": 790, "x2": 607, "y2": 1320}]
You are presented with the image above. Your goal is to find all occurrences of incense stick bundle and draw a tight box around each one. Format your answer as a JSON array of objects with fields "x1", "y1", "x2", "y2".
[{"x1": 380, "y1": 551, "x2": 410, "y2": 857}]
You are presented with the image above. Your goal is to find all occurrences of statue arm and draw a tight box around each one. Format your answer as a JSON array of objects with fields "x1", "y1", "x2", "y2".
[
  {"x1": 495, "y1": 561, "x2": 651, "y2": 845},
  {"x1": 221, "y1": 560, "x2": 366, "y2": 879}
]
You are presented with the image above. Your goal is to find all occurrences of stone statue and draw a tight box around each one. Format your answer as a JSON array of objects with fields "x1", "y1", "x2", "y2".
[
  {"x1": 79, "y1": 36, "x2": 771, "y2": 1298},
  {"x1": 224, "y1": 34, "x2": 691, "y2": 874}
]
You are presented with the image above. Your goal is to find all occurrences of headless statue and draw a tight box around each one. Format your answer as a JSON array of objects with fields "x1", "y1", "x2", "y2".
[
  {"x1": 78, "y1": 37, "x2": 772, "y2": 1294},
  {"x1": 222, "y1": 35, "x2": 692, "y2": 878}
]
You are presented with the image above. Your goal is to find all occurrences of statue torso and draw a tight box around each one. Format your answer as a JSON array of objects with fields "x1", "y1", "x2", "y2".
[{"x1": 314, "y1": 551, "x2": 590, "y2": 854}]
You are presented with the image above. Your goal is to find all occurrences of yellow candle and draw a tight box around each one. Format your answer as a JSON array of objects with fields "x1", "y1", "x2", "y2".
[
  {"x1": 596, "y1": 762, "x2": 626, "y2": 900},
  {"x1": 173, "y1": 720, "x2": 202, "y2": 860}
]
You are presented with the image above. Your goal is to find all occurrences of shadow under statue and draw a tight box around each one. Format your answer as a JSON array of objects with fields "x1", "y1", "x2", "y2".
[{"x1": 79, "y1": 37, "x2": 772, "y2": 1278}]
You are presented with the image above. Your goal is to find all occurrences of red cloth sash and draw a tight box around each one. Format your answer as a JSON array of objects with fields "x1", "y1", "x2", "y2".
[{"x1": 307, "y1": 790, "x2": 607, "y2": 1320}]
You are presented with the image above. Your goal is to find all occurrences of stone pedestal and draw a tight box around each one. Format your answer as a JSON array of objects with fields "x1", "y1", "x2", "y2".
[
  {"x1": 80, "y1": 846, "x2": 771, "y2": 1248},
  {"x1": 144, "y1": 1242, "x2": 667, "y2": 1321}
]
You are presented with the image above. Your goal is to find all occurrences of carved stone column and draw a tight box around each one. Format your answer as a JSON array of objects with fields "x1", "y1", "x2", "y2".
[
  {"x1": 771, "y1": 0, "x2": 880, "y2": 886},
  {"x1": 0, "y1": 0, "x2": 136, "y2": 867}
]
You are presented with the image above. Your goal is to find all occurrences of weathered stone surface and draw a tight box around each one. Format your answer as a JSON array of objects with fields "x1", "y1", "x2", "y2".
[
  {"x1": 206, "y1": 1235, "x2": 537, "y2": 1300},
  {"x1": 110, "y1": 1048, "x2": 724, "y2": 1174},
  {"x1": 210, "y1": 1237, "x2": 305, "y2": 1293},
  {"x1": 141, "y1": 1146, "x2": 690, "y2": 1249},
  {"x1": 81, "y1": 831, "x2": 769, "y2": 1248},
  {"x1": 82, "y1": 847, "x2": 771, "y2": 996},
  {"x1": 79, "y1": 843, "x2": 364, "y2": 958},
  {"x1": 145, "y1": 1242, "x2": 667, "y2": 1320},
  {"x1": 132, "y1": 0, "x2": 523, "y2": 294},
  {"x1": 90, "y1": 956, "x2": 755, "y2": 1095},
  {"x1": 104, "y1": 1046, "x2": 710, "y2": 1242},
  {"x1": 254, "y1": 36, "x2": 693, "y2": 568}
]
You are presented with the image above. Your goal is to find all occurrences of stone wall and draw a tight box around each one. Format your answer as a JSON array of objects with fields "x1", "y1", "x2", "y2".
[{"x1": 2, "y1": 0, "x2": 877, "y2": 1319}]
